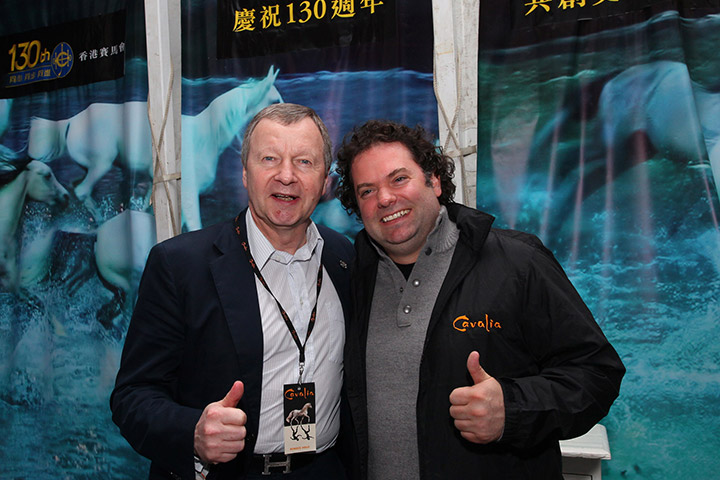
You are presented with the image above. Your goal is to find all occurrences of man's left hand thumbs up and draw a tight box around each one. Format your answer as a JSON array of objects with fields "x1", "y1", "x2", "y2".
[{"x1": 449, "y1": 351, "x2": 505, "y2": 444}]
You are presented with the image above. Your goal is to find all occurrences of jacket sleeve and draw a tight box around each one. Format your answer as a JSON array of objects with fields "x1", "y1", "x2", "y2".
[
  {"x1": 110, "y1": 243, "x2": 201, "y2": 480},
  {"x1": 497, "y1": 244, "x2": 625, "y2": 449}
]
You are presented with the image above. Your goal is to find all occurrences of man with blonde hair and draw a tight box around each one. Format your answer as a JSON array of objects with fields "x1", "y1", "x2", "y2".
[{"x1": 112, "y1": 104, "x2": 353, "y2": 479}]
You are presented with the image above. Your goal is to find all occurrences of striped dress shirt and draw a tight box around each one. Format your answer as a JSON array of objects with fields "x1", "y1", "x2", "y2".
[{"x1": 245, "y1": 211, "x2": 345, "y2": 455}]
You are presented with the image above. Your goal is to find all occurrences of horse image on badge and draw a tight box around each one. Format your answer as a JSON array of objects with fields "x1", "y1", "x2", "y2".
[{"x1": 283, "y1": 382, "x2": 317, "y2": 454}]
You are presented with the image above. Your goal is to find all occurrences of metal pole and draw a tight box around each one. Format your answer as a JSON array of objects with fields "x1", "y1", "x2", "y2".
[
  {"x1": 144, "y1": 0, "x2": 182, "y2": 241},
  {"x1": 432, "y1": 0, "x2": 479, "y2": 207}
]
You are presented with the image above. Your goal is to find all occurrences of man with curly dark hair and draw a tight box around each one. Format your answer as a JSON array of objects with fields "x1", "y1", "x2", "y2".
[
  {"x1": 335, "y1": 120, "x2": 456, "y2": 217},
  {"x1": 335, "y1": 120, "x2": 624, "y2": 480}
]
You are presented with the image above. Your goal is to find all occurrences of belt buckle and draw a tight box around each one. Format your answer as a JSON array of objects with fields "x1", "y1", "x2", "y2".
[{"x1": 262, "y1": 454, "x2": 291, "y2": 475}]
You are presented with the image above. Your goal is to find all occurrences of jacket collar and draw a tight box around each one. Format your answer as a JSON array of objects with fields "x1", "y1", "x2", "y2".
[
  {"x1": 445, "y1": 202, "x2": 495, "y2": 252},
  {"x1": 211, "y1": 209, "x2": 248, "y2": 256}
]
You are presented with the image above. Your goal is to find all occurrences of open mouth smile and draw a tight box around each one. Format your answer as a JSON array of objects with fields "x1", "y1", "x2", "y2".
[
  {"x1": 381, "y1": 209, "x2": 410, "y2": 223},
  {"x1": 273, "y1": 193, "x2": 298, "y2": 201}
]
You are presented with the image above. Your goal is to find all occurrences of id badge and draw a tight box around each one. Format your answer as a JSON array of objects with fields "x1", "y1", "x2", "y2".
[{"x1": 283, "y1": 382, "x2": 317, "y2": 454}]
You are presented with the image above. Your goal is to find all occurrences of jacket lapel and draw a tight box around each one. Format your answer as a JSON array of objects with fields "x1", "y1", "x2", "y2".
[
  {"x1": 209, "y1": 224, "x2": 263, "y2": 363},
  {"x1": 319, "y1": 227, "x2": 353, "y2": 318},
  {"x1": 208, "y1": 211, "x2": 263, "y2": 436}
]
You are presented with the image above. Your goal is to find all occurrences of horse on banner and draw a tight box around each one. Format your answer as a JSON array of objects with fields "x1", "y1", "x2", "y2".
[
  {"x1": 598, "y1": 61, "x2": 720, "y2": 198},
  {"x1": 181, "y1": 65, "x2": 283, "y2": 231},
  {"x1": 0, "y1": 99, "x2": 11, "y2": 138},
  {"x1": 28, "y1": 66, "x2": 283, "y2": 231},
  {"x1": 28, "y1": 101, "x2": 152, "y2": 213},
  {"x1": 1, "y1": 98, "x2": 19, "y2": 160},
  {"x1": 526, "y1": 60, "x2": 720, "y2": 243},
  {"x1": 0, "y1": 159, "x2": 69, "y2": 292},
  {"x1": 64, "y1": 208, "x2": 156, "y2": 330}
]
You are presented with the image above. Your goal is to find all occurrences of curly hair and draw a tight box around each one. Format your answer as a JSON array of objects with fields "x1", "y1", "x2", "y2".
[{"x1": 335, "y1": 120, "x2": 456, "y2": 217}]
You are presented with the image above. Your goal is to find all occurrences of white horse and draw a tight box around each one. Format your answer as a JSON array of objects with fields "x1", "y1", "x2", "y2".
[
  {"x1": 28, "y1": 101, "x2": 152, "y2": 205},
  {"x1": 0, "y1": 159, "x2": 69, "y2": 292},
  {"x1": 94, "y1": 209, "x2": 156, "y2": 328},
  {"x1": 527, "y1": 60, "x2": 720, "y2": 242},
  {"x1": 94, "y1": 209, "x2": 156, "y2": 295},
  {"x1": 286, "y1": 402, "x2": 312, "y2": 425},
  {"x1": 61, "y1": 209, "x2": 156, "y2": 329},
  {"x1": 598, "y1": 60, "x2": 720, "y2": 199},
  {"x1": 181, "y1": 65, "x2": 283, "y2": 230},
  {"x1": 27, "y1": 66, "x2": 283, "y2": 231},
  {"x1": 18, "y1": 199, "x2": 97, "y2": 288},
  {"x1": 1, "y1": 98, "x2": 19, "y2": 160},
  {"x1": 0, "y1": 98, "x2": 11, "y2": 138}
]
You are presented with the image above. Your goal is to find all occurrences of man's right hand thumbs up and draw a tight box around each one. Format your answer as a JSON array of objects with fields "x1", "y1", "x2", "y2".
[
  {"x1": 194, "y1": 381, "x2": 247, "y2": 464},
  {"x1": 219, "y1": 380, "x2": 245, "y2": 408}
]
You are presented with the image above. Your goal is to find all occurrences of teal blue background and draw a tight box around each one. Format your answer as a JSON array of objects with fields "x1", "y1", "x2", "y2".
[{"x1": 478, "y1": 7, "x2": 720, "y2": 479}]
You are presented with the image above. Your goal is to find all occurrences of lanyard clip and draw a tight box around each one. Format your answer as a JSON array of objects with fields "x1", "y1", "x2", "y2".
[{"x1": 298, "y1": 362, "x2": 305, "y2": 384}]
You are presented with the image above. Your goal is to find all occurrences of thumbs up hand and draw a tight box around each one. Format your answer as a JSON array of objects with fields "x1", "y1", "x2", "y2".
[
  {"x1": 449, "y1": 352, "x2": 505, "y2": 444},
  {"x1": 194, "y1": 381, "x2": 248, "y2": 464}
]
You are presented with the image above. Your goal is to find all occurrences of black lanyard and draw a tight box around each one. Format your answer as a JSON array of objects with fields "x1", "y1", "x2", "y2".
[{"x1": 235, "y1": 216, "x2": 323, "y2": 383}]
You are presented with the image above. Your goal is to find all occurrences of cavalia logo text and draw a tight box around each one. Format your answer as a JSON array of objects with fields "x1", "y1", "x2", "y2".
[
  {"x1": 453, "y1": 314, "x2": 502, "y2": 333},
  {"x1": 285, "y1": 386, "x2": 315, "y2": 401}
]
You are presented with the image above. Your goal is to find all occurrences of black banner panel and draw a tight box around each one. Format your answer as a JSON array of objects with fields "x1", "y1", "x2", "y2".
[
  {"x1": 217, "y1": 0, "x2": 396, "y2": 58},
  {"x1": 0, "y1": 10, "x2": 125, "y2": 98}
]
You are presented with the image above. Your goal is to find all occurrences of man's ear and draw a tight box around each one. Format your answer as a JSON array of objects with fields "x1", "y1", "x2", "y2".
[
  {"x1": 320, "y1": 174, "x2": 332, "y2": 201},
  {"x1": 431, "y1": 173, "x2": 442, "y2": 198}
]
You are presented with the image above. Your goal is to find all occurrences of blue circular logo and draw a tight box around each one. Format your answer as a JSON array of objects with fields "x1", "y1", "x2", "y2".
[{"x1": 51, "y1": 42, "x2": 73, "y2": 78}]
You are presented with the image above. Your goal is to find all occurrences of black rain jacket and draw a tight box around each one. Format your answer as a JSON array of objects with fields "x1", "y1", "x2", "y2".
[{"x1": 343, "y1": 203, "x2": 625, "y2": 479}]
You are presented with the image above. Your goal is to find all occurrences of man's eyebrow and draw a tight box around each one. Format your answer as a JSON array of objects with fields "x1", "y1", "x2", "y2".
[
  {"x1": 355, "y1": 168, "x2": 410, "y2": 191},
  {"x1": 387, "y1": 167, "x2": 409, "y2": 177},
  {"x1": 355, "y1": 181, "x2": 373, "y2": 192}
]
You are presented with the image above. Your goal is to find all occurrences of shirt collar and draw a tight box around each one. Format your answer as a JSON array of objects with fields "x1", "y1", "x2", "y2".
[
  {"x1": 425, "y1": 205, "x2": 459, "y2": 254},
  {"x1": 245, "y1": 211, "x2": 323, "y2": 268}
]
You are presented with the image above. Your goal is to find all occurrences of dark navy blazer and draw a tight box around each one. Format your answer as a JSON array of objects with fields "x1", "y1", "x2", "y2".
[{"x1": 111, "y1": 208, "x2": 354, "y2": 480}]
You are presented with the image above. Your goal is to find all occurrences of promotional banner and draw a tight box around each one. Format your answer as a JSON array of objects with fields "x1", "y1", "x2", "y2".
[
  {"x1": 1, "y1": 1, "x2": 150, "y2": 477},
  {"x1": 180, "y1": 0, "x2": 435, "y2": 235},
  {"x1": 0, "y1": 0, "x2": 436, "y2": 477},
  {"x1": 478, "y1": 2, "x2": 720, "y2": 478},
  {"x1": 0, "y1": 10, "x2": 126, "y2": 97}
]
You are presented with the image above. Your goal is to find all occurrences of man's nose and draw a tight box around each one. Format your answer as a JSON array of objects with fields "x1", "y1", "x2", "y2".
[
  {"x1": 274, "y1": 159, "x2": 297, "y2": 184},
  {"x1": 377, "y1": 187, "x2": 395, "y2": 207}
]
